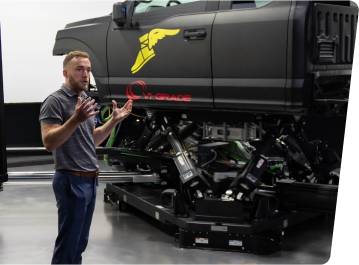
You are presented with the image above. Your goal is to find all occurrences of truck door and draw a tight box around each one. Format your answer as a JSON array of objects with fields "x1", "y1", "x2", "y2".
[
  {"x1": 107, "y1": 0, "x2": 218, "y2": 109},
  {"x1": 212, "y1": 0, "x2": 291, "y2": 112}
]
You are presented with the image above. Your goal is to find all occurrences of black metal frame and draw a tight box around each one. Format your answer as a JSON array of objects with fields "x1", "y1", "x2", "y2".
[
  {"x1": 104, "y1": 182, "x2": 323, "y2": 254},
  {"x1": 101, "y1": 109, "x2": 340, "y2": 254},
  {"x1": 104, "y1": 180, "x2": 339, "y2": 255}
]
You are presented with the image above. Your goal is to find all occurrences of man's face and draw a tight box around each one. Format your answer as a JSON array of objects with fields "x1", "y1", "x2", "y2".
[{"x1": 65, "y1": 57, "x2": 91, "y2": 94}]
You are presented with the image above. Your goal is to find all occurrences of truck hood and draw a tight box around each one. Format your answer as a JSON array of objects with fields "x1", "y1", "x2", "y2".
[{"x1": 65, "y1": 18, "x2": 96, "y2": 29}]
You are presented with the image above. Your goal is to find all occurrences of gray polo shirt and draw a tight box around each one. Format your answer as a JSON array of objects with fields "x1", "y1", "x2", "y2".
[{"x1": 39, "y1": 84, "x2": 98, "y2": 172}]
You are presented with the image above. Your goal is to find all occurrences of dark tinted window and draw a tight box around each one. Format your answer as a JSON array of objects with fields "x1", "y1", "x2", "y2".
[{"x1": 134, "y1": 0, "x2": 201, "y2": 14}]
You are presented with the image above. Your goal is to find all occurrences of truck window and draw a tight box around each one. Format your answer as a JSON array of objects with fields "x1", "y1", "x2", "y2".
[
  {"x1": 232, "y1": 0, "x2": 273, "y2": 10},
  {"x1": 134, "y1": 0, "x2": 202, "y2": 14}
]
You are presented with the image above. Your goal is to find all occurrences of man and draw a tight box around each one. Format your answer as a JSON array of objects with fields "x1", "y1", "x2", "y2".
[{"x1": 39, "y1": 50, "x2": 132, "y2": 264}]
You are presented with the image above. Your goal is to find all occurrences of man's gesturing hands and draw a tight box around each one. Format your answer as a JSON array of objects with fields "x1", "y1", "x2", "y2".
[
  {"x1": 73, "y1": 97, "x2": 133, "y2": 124},
  {"x1": 73, "y1": 97, "x2": 100, "y2": 123},
  {"x1": 111, "y1": 99, "x2": 133, "y2": 124}
]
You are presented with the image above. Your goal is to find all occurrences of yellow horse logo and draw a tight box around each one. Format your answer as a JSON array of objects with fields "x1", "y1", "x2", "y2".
[{"x1": 131, "y1": 28, "x2": 180, "y2": 74}]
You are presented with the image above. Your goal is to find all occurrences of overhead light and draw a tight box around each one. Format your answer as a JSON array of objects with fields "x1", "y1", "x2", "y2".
[{"x1": 136, "y1": 119, "x2": 140, "y2": 122}]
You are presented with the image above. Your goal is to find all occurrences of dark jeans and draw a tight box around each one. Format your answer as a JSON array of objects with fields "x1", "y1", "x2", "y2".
[{"x1": 51, "y1": 170, "x2": 97, "y2": 264}]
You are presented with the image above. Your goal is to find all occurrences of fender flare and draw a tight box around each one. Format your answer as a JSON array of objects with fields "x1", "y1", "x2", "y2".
[{"x1": 53, "y1": 38, "x2": 107, "y2": 77}]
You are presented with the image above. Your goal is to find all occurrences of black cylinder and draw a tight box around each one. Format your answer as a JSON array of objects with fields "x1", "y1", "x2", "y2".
[
  {"x1": 276, "y1": 180, "x2": 338, "y2": 214},
  {"x1": 0, "y1": 26, "x2": 8, "y2": 186}
]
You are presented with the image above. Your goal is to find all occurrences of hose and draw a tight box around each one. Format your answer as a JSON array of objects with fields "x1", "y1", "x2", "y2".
[
  {"x1": 131, "y1": 113, "x2": 146, "y2": 118},
  {"x1": 104, "y1": 127, "x2": 116, "y2": 166},
  {"x1": 101, "y1": 105, "x2": 122, "y2": 166},
  {"x1": 100, "y1": 106, "x2": 113, "y2": 123},
  {"x1": 202, "y1": 150, "x2": 217, "y2": 167}
]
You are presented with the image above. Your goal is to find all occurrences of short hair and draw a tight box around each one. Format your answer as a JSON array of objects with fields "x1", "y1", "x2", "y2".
[{"x1": 63, "y1": 51, "x2": 90, "y2": 69}]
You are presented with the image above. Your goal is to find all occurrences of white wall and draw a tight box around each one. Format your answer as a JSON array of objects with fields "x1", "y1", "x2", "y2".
[{"x1": 0, "y1": 0, "x2": 116, "y2": 103}]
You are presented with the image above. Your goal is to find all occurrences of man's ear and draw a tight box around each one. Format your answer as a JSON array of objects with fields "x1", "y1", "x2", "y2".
[{"x1": 63, "y1": 69, "x2": 68, "y2": 78}]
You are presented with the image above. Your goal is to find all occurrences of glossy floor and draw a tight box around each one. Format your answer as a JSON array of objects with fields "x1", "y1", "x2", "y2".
[{"x1": 0, "y1": 160, "x2": 334, "y2": 264}]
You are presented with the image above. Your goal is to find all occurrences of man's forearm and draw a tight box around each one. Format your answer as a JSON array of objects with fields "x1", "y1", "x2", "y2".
[
  {"x1": 43, "y1": 116, "x2": 81, "y2": 152},
  {"x1": 93, "y1": 118, "x2": 117, "y2": 147}
]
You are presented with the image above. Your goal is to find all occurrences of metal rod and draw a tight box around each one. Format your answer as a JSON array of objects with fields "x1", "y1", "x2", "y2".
[
  {"x1": 8, "y1": 171, "x2": 154, "y2": 177},
  {"x1": 7, "y1": 172, "x2": 155, "y2": 184},
  {"x1": 244, "y1": 122, "x2": 248, "y2": 141},
  {"x1": 203, "y1": 122, "x2": 206, "y2": 138},
  {"x1": 223, "y1": 122, "x2": 226, "y2": 141}
]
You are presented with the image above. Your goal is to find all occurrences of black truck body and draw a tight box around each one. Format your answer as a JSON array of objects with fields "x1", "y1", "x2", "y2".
[{"x1": 53, "y1": 0, "x2": 356, "y2": 117}]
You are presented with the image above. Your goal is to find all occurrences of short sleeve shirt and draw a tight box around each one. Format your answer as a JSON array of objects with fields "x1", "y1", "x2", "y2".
[{"x1": 39, "y1": 84, "x2": 98, "y2": 172}]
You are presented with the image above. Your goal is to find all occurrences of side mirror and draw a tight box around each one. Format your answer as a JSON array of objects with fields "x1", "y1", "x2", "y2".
[{"x1": 112, "y1": 1, "x2": 136, "y2": 28}]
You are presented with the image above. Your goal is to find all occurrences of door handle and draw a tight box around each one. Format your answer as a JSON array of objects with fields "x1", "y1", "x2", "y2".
[{"x1": 184, "y1": 29, "x2": 206, "y2": 40}]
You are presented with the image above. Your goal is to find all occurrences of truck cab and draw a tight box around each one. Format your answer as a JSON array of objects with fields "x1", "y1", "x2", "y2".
[{"x1": 53, "y1": 0, "x2": 356, "y2": 117}]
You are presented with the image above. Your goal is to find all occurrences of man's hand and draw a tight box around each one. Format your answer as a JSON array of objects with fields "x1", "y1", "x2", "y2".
[
  {"x1": 111, "y1": 99, "x2": 133, "y2": 124},
  {"x1": 73, "y1": 97, "x2": 100, "y2": 123}
]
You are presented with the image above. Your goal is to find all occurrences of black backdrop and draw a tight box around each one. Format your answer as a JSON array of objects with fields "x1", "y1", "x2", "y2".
[
  {"x1": 4, "y1": 103, "x2": 145, "y2": 148},
  {"x1": 4, "y1": 103, "x2": 347, "y2": 157}
]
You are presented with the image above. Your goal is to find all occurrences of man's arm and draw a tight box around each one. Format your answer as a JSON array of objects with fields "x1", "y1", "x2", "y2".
[
  {"x1": 94, "y1": 100, "x2": 132, "y2": 147},
  {"x1": 42, "y1": 97, "x2": 99, "y2": 152}
]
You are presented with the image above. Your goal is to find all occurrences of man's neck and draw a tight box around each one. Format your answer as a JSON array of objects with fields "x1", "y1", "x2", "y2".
[{"x1": 65, "y1": 82, "x2": 82, "y2": 96}]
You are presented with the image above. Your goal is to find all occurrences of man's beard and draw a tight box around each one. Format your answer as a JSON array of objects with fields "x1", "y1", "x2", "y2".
[{"x1": 69, "y1": 74, "x2": 89, "y2": 93}]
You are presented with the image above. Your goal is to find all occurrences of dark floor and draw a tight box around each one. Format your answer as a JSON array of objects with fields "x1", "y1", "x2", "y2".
[{"x1": 0, "y1": 158, "x2": 335, "y2": 264}]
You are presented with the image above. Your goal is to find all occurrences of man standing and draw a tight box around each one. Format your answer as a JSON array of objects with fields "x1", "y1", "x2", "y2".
[{"x1": 39, "y1": 51, "x2": 132, "y2": 264}]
